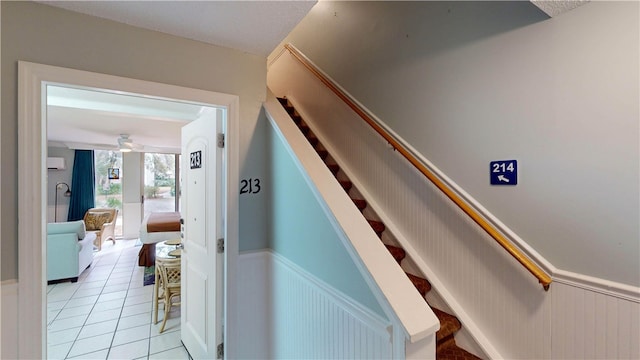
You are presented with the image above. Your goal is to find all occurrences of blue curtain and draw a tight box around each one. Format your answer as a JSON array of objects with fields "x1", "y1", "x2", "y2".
[{"x1": 67, "y1": 150, "x2": 95, "y2": 221}]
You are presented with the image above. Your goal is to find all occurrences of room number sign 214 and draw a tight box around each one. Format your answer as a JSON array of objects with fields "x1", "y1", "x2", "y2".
[{"x1": 240, "y1": 178, "x2": 261, "y2": 194}]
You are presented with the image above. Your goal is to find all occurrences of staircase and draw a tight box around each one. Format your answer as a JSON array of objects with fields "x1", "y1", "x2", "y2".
[{"x1": 278, "y1": 98, "x2": 482, "y2": 360}]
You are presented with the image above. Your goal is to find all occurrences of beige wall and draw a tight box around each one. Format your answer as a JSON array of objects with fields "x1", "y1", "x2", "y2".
[
  {"x1": 45, "y1": 147, "x2": 75, "y2": 223},
  {"x1": 1, "y1": 1, "x2": 269, "y2": 281}
]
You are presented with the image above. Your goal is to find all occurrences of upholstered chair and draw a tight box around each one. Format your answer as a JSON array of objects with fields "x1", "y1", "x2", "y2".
[{"x1": 83, "y1": 208, "x2": 118, "y2": 251}]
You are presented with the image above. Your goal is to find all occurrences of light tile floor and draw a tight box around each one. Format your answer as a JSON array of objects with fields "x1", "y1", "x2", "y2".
[{"x1": 47, "y1": 239, "x2": 190, "y2": 360}]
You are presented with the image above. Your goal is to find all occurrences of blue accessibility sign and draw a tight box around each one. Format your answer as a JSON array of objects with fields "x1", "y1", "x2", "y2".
[{"x1": 490, "y1": 160, "x2": 517, "y2": 185}]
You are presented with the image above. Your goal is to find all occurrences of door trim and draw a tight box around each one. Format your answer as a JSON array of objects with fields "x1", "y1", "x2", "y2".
[{"x1": 18, "y1": 61, "x2": 239, "y2": 359}]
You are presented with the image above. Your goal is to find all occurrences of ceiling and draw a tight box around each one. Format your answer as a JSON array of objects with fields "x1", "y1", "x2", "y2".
[
  {"x1": 41, "y1": 1, "x2": 588, "y2": 154},
  {"x1": 39, "y1": 1, "x2": 317, "y2": 57},
  {"x1": 42, "y1": 0, "x2": 317, "y2": 154}
]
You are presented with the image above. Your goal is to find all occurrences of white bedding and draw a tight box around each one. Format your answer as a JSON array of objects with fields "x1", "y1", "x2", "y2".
[{"x1": 139, "y1": 213, "x2": 181, "y2": 244}]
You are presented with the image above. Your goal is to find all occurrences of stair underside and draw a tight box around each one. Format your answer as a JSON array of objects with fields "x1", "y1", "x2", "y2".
[{"x1": 277, "y1": 97, "x2": 481, "y2": 360}]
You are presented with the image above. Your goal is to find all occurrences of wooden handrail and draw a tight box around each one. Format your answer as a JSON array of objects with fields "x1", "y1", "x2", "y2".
[{"x1": 283, "y1": 43, "x2": 552, "y2": 290}]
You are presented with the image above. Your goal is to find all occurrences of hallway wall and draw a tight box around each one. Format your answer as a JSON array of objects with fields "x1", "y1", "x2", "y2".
[
  {"x1": 267, "y1": 41, "x2": 640, "y2": 360},
  {"x1": 271, "y1": 1, "x2": 639, "y2": 286},
  {"x1": 1, "y1": 1, "x2": 269, "y2": 357},
  {"x1": 46, "y1": 147, "x2": 75, "y2": 223},
  {"x1": 1, "y1": 0, "x2": 269, "y2": 281}
]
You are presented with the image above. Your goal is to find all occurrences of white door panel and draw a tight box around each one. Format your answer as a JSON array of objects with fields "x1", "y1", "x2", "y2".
[{"x1": 181, "y1": 112, "x2": 224, "y2": 359}]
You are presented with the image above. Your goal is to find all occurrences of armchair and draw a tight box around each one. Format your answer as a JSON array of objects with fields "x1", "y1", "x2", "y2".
[{"x1": 83, "y1": 208, "x2": 118, "y2": 251}]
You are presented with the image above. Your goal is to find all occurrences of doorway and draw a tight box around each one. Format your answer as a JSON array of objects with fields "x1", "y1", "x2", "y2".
[{"x1": 18, "y1": 61, "x2": 239, "y2": 359}]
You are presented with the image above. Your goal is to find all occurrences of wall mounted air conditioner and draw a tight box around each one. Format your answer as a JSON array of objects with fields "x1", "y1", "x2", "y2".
[{"x1": 47, "y1": 157, "x2": 66, "y2": 170}]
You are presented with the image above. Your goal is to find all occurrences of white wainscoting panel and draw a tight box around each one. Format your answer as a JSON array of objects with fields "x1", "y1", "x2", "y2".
[
  {"x1": 267, "y1": 49, "x2": 640, "y2": 359},
  {"x1": 1, "y1": 280, "x2": 18, "y2": 360},
  {"x1": 551, "y1": 282, "x2": 640, "y2": 360},
  {"x1": 266, "y1": 250, "x2": 393, "y2": 359},
  {"x1": 238, "y1": 250, "x2": 394, "y2": 359}
]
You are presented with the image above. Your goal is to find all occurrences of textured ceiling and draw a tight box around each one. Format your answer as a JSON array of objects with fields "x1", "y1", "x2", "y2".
[
  {"x1": 530, "y1": 0, "x2": 590, "y2": 17},
  {"x1": 38, "y1": 0, "x2": 317, "y2": 56}
]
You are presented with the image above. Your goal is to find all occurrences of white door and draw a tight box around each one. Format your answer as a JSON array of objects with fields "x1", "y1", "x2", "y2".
[{"x1": 181, "y1": 112, "x2": 225, "y2": 359}]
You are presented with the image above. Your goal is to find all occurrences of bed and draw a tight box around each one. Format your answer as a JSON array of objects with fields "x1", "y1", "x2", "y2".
[
  {"x1": 140, "y1": 211, "x2": 181, "y2": 244},
  {"x1": 138, "y1": 212, "x2": 181, "y2": 266}
]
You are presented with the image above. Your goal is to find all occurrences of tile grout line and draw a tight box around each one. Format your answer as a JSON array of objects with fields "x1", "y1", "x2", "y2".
[
  {"x1": 64, "y1": 243, "x2": 126, "y2": 359},
  {"x1": 102, "y1": 243, "x2": 134, "y2": 360},
  {"x1": 104, "y1": 242, "x2": 158, "y2": 358},
  {"x1": 56, "y1": 241, "x2": 137, "y2": 358},
  {"x1": 49, "y1": 240, "x2": 184, "y2": 360}
]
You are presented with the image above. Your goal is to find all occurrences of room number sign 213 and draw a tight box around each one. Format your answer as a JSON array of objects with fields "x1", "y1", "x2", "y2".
[{"x1": 240, "y1": 178, "x2": 261, "y2": 194}]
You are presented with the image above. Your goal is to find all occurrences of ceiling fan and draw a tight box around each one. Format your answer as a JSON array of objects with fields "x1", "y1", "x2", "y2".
[{"x1": 117, "y1": 134, "x2": 143, "y2": 152}]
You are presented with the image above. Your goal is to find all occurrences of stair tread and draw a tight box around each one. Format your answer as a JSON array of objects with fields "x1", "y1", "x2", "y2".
[
  {"x1": 328, "y1": 163, "x2": 340, "y2": 175},
  {"x1": 351, "y1": 198, "x2": 367, "y2": 210},
  {"x1": 437, "y1": 345, "x2": 482, "y2": 360},
  {"x1": 316, "y1": 149, "x2": 328, "y2": 159},
  {"x1": 406, "y1": 273, "x2": 431, "y2": 296},
  {"x1": 307, "y1": 135, "x2": 319, "y2": 146},
  {"x1": 432, "y1": 308, "x2": 462, "y2": 342},
  {"x1": 367, "y1": 220, "x2": 385, "y2": 234},
  {"x1": 437, "y1": 336, "x2": 458, "y2": 353},
  {"x1": 339, "y1": 180, "x2": 352, "y2": 191},
  {"x1": 384, "y1": 245, "x2": 406, "y2": 263},
  {"x1": 279, "y1": 103, "x2": 295, "y2": 115}
]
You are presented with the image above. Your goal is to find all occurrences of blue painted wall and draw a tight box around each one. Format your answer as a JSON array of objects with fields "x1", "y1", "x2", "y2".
[{"x1": 266, "y1": 118, "x2": 385, "y2": 317}]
